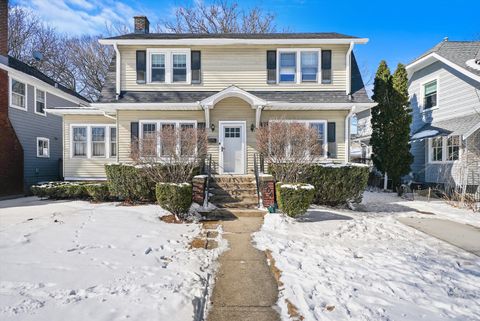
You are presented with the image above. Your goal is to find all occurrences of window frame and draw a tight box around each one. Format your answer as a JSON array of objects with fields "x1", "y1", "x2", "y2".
[
  {"x1": 70, "y1": 124, "x2": 116, "y2": 159},
  {"x1": 268, "y1": 119, "x2": 328, "y2": 158},
  {"x1": 9, "y1": 77, "x2": 28, "y2": 111},
  {"x1": 146, "y1": 48, "x2": 191, "y2": 84},
  {"x1": 36, "y1": 137, "x2": 50, "y2": 158},
  {"x1": 421, "y1": 77, "x2": 439, "y2": 112},
  {"x1": 34, "y1": 87, "x2": 47, "y2": 116},
  {"x1": 150, "y1": 52, "x2": 167, "y2": 83},
  {"x1": 428, "y1": 135, "x2": 461, "y2": 163},
  {"x1": 277, "y1": 48, "x2": 322, "y2": 85},
  {"x1": 139, "y1": 120, "x2": 198, "y2": 159},
  {"x1": 91, "y1": 126, "x2": 107, "y2": 158}
]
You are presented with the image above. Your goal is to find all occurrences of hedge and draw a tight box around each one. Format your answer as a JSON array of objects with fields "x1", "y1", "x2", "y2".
[
  {"x1": 31, "y1": 182, "x2": 91, "y2": 200},
  {"x1": 155, "y1": 182, "x2": 192, "y2": 218},
  {"x1": 105, "y1": 164, "x2": 155, "y2": 203},
  {"x1": 85, "y1": 183, "x2": 110, "y2": 202},
  {"x1": 276, "y1": 182, "x2": 315, "y2": 217},
  {"x1": 270, "y1": 163, "x2": 370, "y2": 206}
]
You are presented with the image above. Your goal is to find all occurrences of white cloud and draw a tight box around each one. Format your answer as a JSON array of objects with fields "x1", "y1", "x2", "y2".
[{"x1": 15, "y1": 0, "x2": 139, "y2": 36}]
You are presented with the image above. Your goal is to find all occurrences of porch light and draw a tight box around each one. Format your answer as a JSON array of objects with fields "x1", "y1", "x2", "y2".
[
  {"x1": 210, "y1": 123, "x2": 215, "y2": 132},
  {"x1": 250, "y1": 123, "x2": 255, "y2": 132}
]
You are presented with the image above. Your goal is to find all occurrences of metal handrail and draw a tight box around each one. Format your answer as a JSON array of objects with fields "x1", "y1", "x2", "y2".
[
  {"x1": 203, "y1": 154, "x2": 212, "y2": 208},
  {"x1": 253, "y1": 153, "x2": 263, "y2": 208}
]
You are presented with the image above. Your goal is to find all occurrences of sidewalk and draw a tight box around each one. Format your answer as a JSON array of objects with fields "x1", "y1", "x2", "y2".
[
  {"x1": 398, "y1": 217, "x2": 480, "y2": 256},
  {"x1": 207, "y1": 216, "x2": 280, "y2": 321}
]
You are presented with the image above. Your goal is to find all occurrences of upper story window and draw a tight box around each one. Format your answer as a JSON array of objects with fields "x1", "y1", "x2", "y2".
[
  {"x1": 146, "y1": 49, "x2": 191, "y2": 84},
  {"x1": 35, "y1": 89, "x2": 46, "y2": 116},
  {"x1": 151, "y1": 53, "x2": 166, "y2": 82},
  {"x1": 321, "y1": 50, "x2": 332, "y2": 84},
  {"x1": 279, "y1": 52, "x2": 296, "y2": 82},
  {"x1": 423, "y1": 80, "x2": 437, "y2": 110},
  {"x1": 301, "y1": 52, "x2": 318, "y2": 82},
  {"x1": 11, "y1": 79, "x2": 26, "y2": 110}
]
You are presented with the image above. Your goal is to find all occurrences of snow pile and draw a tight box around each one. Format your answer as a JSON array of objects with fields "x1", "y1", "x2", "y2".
[
  {"x1": 254, "y1": 192, "x2": 480, "y2": 321},
  {"x1": 280, "y1": 184, "x2": 314, "y2": 190},
  {"x1": 0, "y1": 197, "x2": 225, "y2": 321},
  {"x1": 411, "y1": 129, "x2": 439, "y2": 140}
]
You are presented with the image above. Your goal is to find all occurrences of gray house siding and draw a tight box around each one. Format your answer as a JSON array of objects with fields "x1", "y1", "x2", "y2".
[
  {"x1": 408, "y1": 60, "x2": 480, "y2": 186},
  {"x1": 8, "y1": 81, "x2": 77, "y2": 192}
]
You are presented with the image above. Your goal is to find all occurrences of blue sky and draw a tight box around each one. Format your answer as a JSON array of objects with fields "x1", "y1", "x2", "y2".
[{"x1": 13, "y1": 0, "x2": 479, "y2": 91}]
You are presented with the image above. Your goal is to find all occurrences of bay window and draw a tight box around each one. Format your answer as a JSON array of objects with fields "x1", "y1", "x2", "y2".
[
  {"x1": 279, "y1": 52, "x2": 296, "y2": 82},
  {"x1": 180, "y1": 123, "x2": 195, "y2": 156},
  {"x1": 301, "y1": 51, "x2": 318, "y2": 82},
  {"x1": 11, "y1": 79, "x2": 26, "y2": 110},
  {"x1": 160, "y1": 123, "x2": 176, "y2": 156}
]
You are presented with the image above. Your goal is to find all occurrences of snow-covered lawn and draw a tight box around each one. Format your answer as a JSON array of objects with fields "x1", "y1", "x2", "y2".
[
  {"x1": 0, "y1": 197, "x2": 224, "y2": 321},
  {"x1": 254, "y1": 191, "x2": 480, "y2": 321}
]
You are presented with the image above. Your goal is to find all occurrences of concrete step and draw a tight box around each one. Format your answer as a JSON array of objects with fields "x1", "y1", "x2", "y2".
[
  {"x1": 210, "y1": 194, "x2": 258, "y2": 204},
  {"x1": 211, "y1": 175, "x2": 256, "y2": 184},
  {"x1": 210, "y1": 182, "x2": 257, "y2": 190},
  {"x1": 216, "y1": 202, "x2": 259, "y2": 209},
  {"x1": 209, "y1": 188, "x2": 257, "y2": 197},
  {"x1": 203, "y1": 208, "x2": 266, "y2": 220}
]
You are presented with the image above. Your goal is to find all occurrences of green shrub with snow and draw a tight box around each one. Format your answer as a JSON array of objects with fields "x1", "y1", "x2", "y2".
[
  {"x1": 276, "y1": 183, "x2": 315, "y2": 218},
  {"x1": 31, "y1": 182, "x2": 89, "y2": 199},
  {"x1": 155, "y1": 183, "x2": 192, "y2": 218},
  {"x1": 105, "y1": 164, "x2": 155, "y2": 203},
  {"x1": 302, "y1": 164, "x2": 369, "y2": 206},
  {"x1": 85, "y1": 183, "x2": 110, "y2": 202}
]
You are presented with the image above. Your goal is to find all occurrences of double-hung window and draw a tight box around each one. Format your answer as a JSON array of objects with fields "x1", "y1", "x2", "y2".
[
  {"x1": 11, "y1": 79, "x2": 26, "y2": 109},
  {"x1": 160, "y1": 123, "x2": 176, "y2": 156},
  {"x1": 301, "y1": 51, "x2": 318, "y2": 82},
  {"x1": 447, "y1": 136, "x2": 460, "y2": 161},
  {"x1": 151, "y1": 54, "x2": 166, "y2": 82},
  {"x1": 172, "y1": 54, "x2": 187, "y2": 82},
  {"x1": 37, "y1": 137, "x2": 49, "y2": 158},
  {"x1": 35, "y1": 89, "x2": 46, "y2": 115},
  {"x1": 279, "y1": 52, "x2": 296, "y2": 82},
  {"x1": 429, "y1": 135, "x2": 460, "y2": 163},
  {"x1": 321, "y1": 50, "x2": 332, "y2": 84},
  {"x1": 180, "y1": 123, "x2": 195, "y2": 156},
  {"x1": 110, "y1": 127, "x2": 117, "y2": 157},
  {"x1": 423, "y1": 80, "x2": 437, "y2": 110},
  {"x1": 73, "y1": 127, "x2": 87, "y2": 157},
  {"x1": 91, "y1": 127, "x2": 106, "y2": 157},
  {"x1": 430, "y1": 137, "x2": 443, "y2": 162},
  {"x1": 142, "y1": 123, "x2": 157, "y2": 156},
  {"x1": 309, "y1": 122, "x2": 326, "y2": 156}
]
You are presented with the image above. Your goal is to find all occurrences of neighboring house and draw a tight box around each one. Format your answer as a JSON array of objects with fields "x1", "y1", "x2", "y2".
[
  {"x1": 406, "y1": 39, "x2": 480, "y2": 193},
  {"x1": 351, "y1": 109, "x2": 372, "y2": 163},
  {"x1": 0, "y1": 56, "x2": 90, "y2": 193},
  {"x1": 47, "y1": 16, "x2": 374, "y2": 180}
]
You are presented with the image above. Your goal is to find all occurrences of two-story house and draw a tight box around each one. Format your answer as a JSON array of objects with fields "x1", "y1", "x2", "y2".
[
  {"x1": 407, "y1": 39, "x2": 480, "y2": 193},
  {"x1": 0, "y1": 4, "x2": 90, "y2": 195},
  {"x1": 46, "y1": 16, "x2": 374, "y2": 180}
]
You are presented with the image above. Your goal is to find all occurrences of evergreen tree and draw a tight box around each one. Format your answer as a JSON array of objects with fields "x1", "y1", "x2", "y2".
[{"x1": 370, "y1": 61, "x2": 413, "y2": 191}]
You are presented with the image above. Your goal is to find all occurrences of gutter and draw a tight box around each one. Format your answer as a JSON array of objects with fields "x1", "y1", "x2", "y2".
[{"x1": 345, "y1": 106, "x2": 356, "y2": 163}]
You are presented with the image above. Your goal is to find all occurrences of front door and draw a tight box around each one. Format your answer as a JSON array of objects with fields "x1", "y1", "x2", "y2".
[{"x1": 219, "y1": 121, "x2": 246, "y2": 174}]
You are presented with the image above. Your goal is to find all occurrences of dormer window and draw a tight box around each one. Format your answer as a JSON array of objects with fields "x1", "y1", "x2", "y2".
[{"x1": 423, "y1": 80, "x2": 437, "y2": 110}]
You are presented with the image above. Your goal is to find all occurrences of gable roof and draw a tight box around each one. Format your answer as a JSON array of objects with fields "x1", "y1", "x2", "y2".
[
  {"x1": 4, "y1": 56, "x2": 90, "y2": 103},
  {"x1": 407, "y1": 40, "x2": 480, "y2": 80},
  {"x1": 97, "y1": 52, "x2": 371, "y2": 105},
  {"x1": 105, "y1": 32, "x2": 359, "y2": 41},
  {"x1": 411, "y1": 113, "x2": 480, "y2": 140}
]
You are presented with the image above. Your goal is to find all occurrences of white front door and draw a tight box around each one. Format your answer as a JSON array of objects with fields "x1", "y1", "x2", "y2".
[{"x1": 219, "y1": 121, "x2": 246, "y2": 174}]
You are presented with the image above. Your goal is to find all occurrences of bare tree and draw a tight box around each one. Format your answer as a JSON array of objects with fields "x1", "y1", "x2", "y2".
[
  {"x1": 256, "y1": 120, "x2": 322, "y2": 183},
  {"x1": 131, "y1": 127, "x2": 208, "y2": 183},
  {"x1": 164, "y1": 0, "x2": 276, "y2": 33}
]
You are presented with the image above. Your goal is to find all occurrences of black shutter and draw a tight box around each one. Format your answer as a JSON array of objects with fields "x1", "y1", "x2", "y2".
[
  {"x1": 136, "y1": 51, "x2": 146, "y2": 84},
  {"x1": 131, "y1": 122, "x2": 139, "y2": 155},
  {"x1": 266, "y1": 50, "x2": 276, "y2": 83},
  {"x1": 327, "y1": 122, "x2": 336, "y2": 142},
  {"x1": 191, "y1": 51, "x2": 201, "y2": 84},
  {"x1": 321, "y1": 50, "x2": 332, "y2": 84}
]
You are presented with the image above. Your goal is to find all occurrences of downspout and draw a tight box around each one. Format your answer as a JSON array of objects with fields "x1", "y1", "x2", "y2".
[
  {"x1": 116, "y1": 112, "x2": 119, "y2": 163},
  {"x1": 345, "y1": 106, "x2": 356, "y2": 163},
  {"x1": 113, "y1": 43, "x2": 121, "y2": 100},
  {"x1": 345, "y1": 41, "x2": 354, "y2": 95}
]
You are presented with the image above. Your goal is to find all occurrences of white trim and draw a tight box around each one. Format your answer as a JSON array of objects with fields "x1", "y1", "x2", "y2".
[
  {"x1": 70, "y1": 124, "x2": 116, "y2": 159},
  {"x1": 200, "y1": 85, "x2": 266, "y2": 108},
  {"x1": 45, "y1": 108, "x2": 109, "y2": 115},
  {"x1": 345, "y1": 42, "x2": 354, "y2": 94},
  {"x1": 113, "y1": 44, "x2": 121, "y2": 97},
  {"x1": 420, "y1": 76, "x2": 439, "y2": 112},
  {"x1": 9, "y1": 77, "x2": 27, "y2": 111},
  {"x1": 36, "y1": 137, "x2": 50, "y2": 158},
  {"x1": 345, "y1": 106, "x2": 356, "y2": 162},
  {"x1": 406, "y1": 52, "x2": 480, "y2": 83},
  {"x1": 464, "y1": 122, "x2": 480, "y2": 139},
  {"x1": 99, "y1": 38, "x2": 369, "y2": 46},
  {"x1": 34, "y1": 87, "x2": 47, "y2": 117},
  {"x1": 219, "y1": 121, "x2": 247, "y2": 174},
  {"x1": 65, "y1": 177, "x2": 108, "y2": 181},
  {"x1": 0, "y1": 64, "x2": 88, "y2": 106},
  {"x1": 146, "y1": 48, "x2": 191, "y2": 85},
  {"x1": 427, "y1": 135, "x2": 461, "y2": 164},
  {"x1": 277, "y1": 48, "x2": 322, "y2": 85}
]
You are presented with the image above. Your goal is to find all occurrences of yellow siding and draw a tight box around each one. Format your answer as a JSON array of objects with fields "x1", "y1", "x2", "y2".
[
  {"x1": 120, "y1": 44, "x2": 348, "y2": 92},
  {"x1": 63, "y1": 115, "x2": 115, "y2": 179}
]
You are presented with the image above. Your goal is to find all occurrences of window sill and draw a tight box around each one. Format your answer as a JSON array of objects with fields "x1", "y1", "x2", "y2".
[
  {"x1": 10, "y1": 104, "x2": 27, "y2": 111},
  {"x1": 422, "y1": 106, "x2": 439, "y2": 113},
  {"x1": 35, "y1": 111, "x2": 47, "y2": 117},
  {"x1": 36, "y1": 155, "x2": 50, "y2": 158}
]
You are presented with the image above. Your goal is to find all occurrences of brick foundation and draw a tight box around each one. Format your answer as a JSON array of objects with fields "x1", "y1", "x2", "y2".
[
  {"x1": 192, "y1": 175, "x2": 207, "y2": 205},
  {"x1": 259, "y1": 175, "x2": 275, "y2": 208}
]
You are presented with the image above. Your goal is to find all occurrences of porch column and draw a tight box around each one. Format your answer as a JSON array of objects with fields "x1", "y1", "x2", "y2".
[
  {"x1": 203, "y1": 105, "x2": 211, "y2": 132},
  {"x1": 255, "y1": 105, "x2": 263, "y2": 128}
]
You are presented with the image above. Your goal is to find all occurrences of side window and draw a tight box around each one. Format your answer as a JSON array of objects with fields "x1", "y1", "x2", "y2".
[
  {"x1": 423, "y1": 80, "x2": 437, "y2": 109},
  {"x1": 35, "y1": 89, "x2": 46, "y2": 115},
  {"x1": 266, "y1": 50, "x2": 277, "y2": 83},
  {"x1": 430, "y1": 137, "x2": 443, "y2": 162},
  {"x1": 11, "y1": 79, "x2": 27, "y2": 110},
  {"x1": 136, "y1": 50, "x2": 146, "y2": 84},
  {"x1": 447, "y1": 135, "x2": 460, "y2": 161},
  {"x1": 37, "y1": 137, "x2": 50, "y2": 158}
]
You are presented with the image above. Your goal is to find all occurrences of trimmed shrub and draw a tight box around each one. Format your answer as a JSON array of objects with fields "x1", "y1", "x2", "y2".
[
  {"x1": 85, "y1": 183, "x2": 110, "y2": 202},
  {"x1": 302, "y1": 164, "x2": 370, "y2": 206},
  {"x1": 31, "y1": 182, "x2": 89, "y2": 199},
  {"x1": 276, "y1": 182, "x2": 315, "y2": 217},
  {"x1": 105, "y1": 164, "x2": 155, "y2": 203},
  {"x1": 156, "y1": 183, "x2": 192, "y2": 218}
]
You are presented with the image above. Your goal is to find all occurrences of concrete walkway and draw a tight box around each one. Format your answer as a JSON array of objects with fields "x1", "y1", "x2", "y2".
[
  {"x1": 207, "y1": 216, "x2": 280, "y2": 321},
  {"x1": 398, "y1": 217, "x2": 480, "y2": 256}
]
